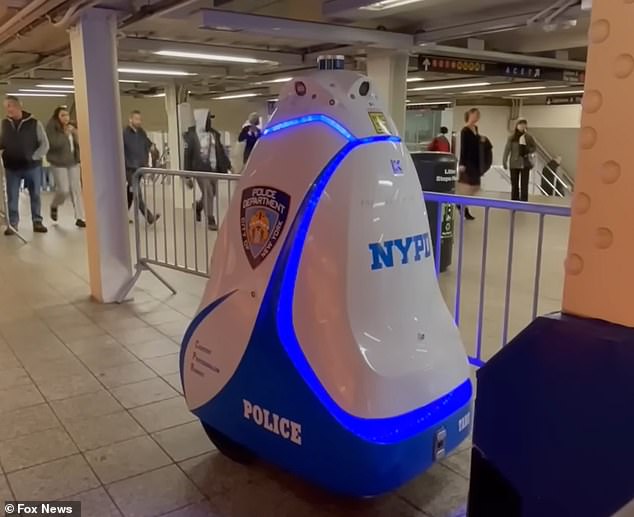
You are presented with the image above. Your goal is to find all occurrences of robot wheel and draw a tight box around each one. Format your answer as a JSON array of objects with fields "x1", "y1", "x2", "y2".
[{"x1": 202, "y1": 422, "x2": 256, "y2": 465}]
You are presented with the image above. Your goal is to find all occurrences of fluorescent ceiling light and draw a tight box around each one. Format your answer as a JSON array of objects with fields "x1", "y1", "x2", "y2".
[
  {"x1": 63, "y1": 76, "x2": 150, "y2": 84},
  {"x1": 254, "y1": 77, "x2": 293, "y2": 85},
  {"x1": 118, "y1": 67, "x2": 196, "y2": 76},
  {"x1": 464, "y1": 86, "x2": 547, "y2": 94},
  {"x1": 7, "y1": 92, "x2": 67, "y2": 97},
  {"x1": 406, "y1": 77, "x2": 425, "y2": 83},
  {"x1": 511, "y1": 90, "x2": 584, "y2": 97},
  {"x1": 20, "y1": 89, "x2": 74, "y2": 94},
  {"x1": 361, "y1": 0, "x2": 426, "y2": 11},
  {"x1": 146, "y1": 93, "x2": 166, "y2": 98},
  {"x1": 36, "y1": 83, "x2": 74, "y2": 89},
  {"x1": 409, "y1": 82, "x2": 491, "y2": 92},
  {"x1": 154, "y1": 50, "x2": 262, "y2": 64},
  {"x1": 407, "y1": 101, "x2": 452, "y2": 106},
  {"x1": 214, "y1": 93, "x2": 259, "y2": 100}
]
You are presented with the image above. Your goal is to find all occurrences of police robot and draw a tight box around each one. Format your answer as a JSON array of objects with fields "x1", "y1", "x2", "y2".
[{"x1": 180, "y1": 56, "x2": 472, "y2": 497}]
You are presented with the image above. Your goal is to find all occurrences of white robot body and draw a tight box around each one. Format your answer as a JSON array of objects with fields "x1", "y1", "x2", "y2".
[{"x1": 181, "y1": 68, "x2": 472, "y2": 496}]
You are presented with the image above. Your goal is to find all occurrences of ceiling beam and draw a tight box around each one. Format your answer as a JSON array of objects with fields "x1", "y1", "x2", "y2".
[
  {"x1": 2, "y1": 53, "x2": 67, "y2": 80},
  {"x1": 119, "y1": 37, "x2": 304, "y2": 66},
  {"x1": 198, "y1": 9, "x2": 413, "y2": 50}
]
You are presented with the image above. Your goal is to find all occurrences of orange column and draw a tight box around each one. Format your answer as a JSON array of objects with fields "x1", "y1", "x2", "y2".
[{"x1": 562, "y1": 2, "x2": 634, "y2": 326}]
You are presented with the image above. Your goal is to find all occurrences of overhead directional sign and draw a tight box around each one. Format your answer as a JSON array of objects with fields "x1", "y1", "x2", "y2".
[
  {"x1": 406, "y1": 103, "x2": 450, "y2": 111},
  {"x1": 418, "y1": 55, "x2": 585, "y2": 83},
  {"x1": 419, "y1": 56, "x2": 488, "y2": 75},
  {"x1": 546, "y1": 95, "x2": 583, "y2": 105}
]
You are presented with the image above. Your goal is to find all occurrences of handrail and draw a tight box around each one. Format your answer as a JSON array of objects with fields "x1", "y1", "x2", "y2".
[
  {"x1": 423, "y1": 191, "x2": 571, "y2": 217},
  {"x1": 486, "y1": 165, "x2": 566, "y2": 199},
  {"x1": 532, "y1": 135, "x2": 575, "y2": 192},
  {"x1": 134, "y1": 168, "x2": 243, "y2": 181}
]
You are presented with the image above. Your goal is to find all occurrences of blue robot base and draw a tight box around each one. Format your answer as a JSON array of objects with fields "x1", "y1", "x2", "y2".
[
  {"x1": 180, "y1": 293, "x2": 472, "y2": 498},
  {"x1": 468, "y1": 313, "x2": 634, "y2": 517}
]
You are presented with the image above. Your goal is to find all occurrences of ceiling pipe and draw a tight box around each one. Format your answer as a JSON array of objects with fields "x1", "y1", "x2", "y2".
[
  {"x1": 416, "y1": 4, "x2": 585, "y2": 44},
  {"x1": 0, "y1": 0, "x2": 69, "y2": 47},
  {"x1": 50, "y1": 0, "x2": 100, "y2": 29},
  {"x1": 544, "y1": 0, "x2": 580, "y2": 23},
  {"x1": 526, "y1": 0, "x2": 570, "y2": 25}
]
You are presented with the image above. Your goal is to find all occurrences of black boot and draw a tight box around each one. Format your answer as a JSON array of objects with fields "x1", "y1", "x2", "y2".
[
  {"x1": 464, "y1": 207, "x2": 475, "y2": 221},
  {"x1": 207, "y1": 216, "x2": 218, "y2": 231}
]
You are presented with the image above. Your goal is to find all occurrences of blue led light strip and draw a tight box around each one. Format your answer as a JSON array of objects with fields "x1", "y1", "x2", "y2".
[
  {"x1": 262, "y1": 114, "x2": 355, "y2": 142},
  {"x1": 272, "y1": 131, "x2": 472, "y2": 444}
]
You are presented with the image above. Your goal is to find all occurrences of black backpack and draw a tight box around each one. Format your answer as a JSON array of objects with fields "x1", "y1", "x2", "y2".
[{"x1": 480, "y1": 136, "x2": 493, "y2": 175}]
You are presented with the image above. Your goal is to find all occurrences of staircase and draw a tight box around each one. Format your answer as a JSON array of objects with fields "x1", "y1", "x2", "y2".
[{"x1": 482, "y1": 135, "x2": 574, "y2": 198}]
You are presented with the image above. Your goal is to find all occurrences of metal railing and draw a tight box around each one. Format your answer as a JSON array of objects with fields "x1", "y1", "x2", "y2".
[
  {"x1": 531, "y1": 153, "x2": 572, "y2": 197},
  {"x1": 533, "y1": 135, "x2": 575, "y2": 193},
  {"x1": 426, "y1": 192, "x2": 570, "y2": 366},
  {"x1": 490, "y1": 161, "x2": 569, "y2": 199},
  {"x1": 119, "y1": 167, "x2": 572, "y2": 367},
  {"x1": 117, "y1": 167, "x2": 241, "y2": 302}
]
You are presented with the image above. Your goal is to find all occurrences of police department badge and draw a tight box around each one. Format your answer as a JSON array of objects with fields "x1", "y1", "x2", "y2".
[{"x1": 240, "y1": 186, "x2": 291, "y2": 269}]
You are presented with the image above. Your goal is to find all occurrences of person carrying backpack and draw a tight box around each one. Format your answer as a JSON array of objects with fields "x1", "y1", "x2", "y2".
[{"x1": 428, "y1": 126, "x2": 451, "y2": 152}]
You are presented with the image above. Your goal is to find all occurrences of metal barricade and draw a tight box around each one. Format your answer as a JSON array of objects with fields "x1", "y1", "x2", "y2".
[
  {"x1": 120, "y1": 169, "x2": 572, "y2": 367},
  {"x1": 425, "y1": 192, "x2": 571, "y2": 367},
  {"x1": 117, "y1": 167, "x2": 241, "y2": 302}
]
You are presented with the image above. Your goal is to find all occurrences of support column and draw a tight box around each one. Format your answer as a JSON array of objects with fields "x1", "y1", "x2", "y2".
[
  {"x1": 165, "y1": 82, "x2": 181, "y2": 170},
  {"x1": 69, "y1": 9, "x2": 132, "y2": 303},
  {"x1": 366, "y1": 50, "x2": 409, "y2": 135},
  {"x1": 562, "y1": 2, "x2": 634, "y2": 326}
]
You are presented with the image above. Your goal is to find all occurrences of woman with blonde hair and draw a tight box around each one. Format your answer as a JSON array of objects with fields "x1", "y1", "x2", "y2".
[{"x1": 458, "y1": 108, "x2": 488, "y2": 220}]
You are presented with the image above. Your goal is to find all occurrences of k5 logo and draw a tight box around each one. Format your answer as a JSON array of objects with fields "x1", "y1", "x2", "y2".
[
  {"x1": 390, "y1": 159, "x2": 403, "y2": 175},
  {"x1": 368, "y1": 233, "x2": 431, "y2": 271}
]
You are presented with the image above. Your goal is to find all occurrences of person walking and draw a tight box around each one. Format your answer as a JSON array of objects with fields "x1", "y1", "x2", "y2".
[
  {"x1": 457, "y1": 108, "x2": 483, "y2": 221},
  {"x1": 46, "y1": 106, "x2": 85, "y2": 228},
  {"x1": 184, "y1": 109, "x2": 232, "y2": 231},
  {"x1": 238, "y1": 112, "x2": 261, "y2": 164},
  {"x1": 0, "y1": 96, "x2": 49, "y2": 235},
  {"x1": 428, "y1": 126, "x2": 451, "y2": 153},
  {"x1": 503, "y1": 119, "x2": 536, "y2": 202},
  {"x1": 123, "y1": 110, "x2": 159, "y2": 224}
]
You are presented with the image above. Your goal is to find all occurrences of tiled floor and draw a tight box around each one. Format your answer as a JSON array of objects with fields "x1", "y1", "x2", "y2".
[{"x1": 0, "y1": 194, "x2": 473, "y2": 516}]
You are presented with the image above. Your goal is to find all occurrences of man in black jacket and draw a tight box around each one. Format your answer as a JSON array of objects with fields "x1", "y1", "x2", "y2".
[
  {"x1": 183, "y1": 109, "x2": 232, "y2": 230},
  {"x1": 123, "y1": 110, "x2": 159, "y2": 225},
  {"x1": 238, "y1": 112, "x2": 261, "y2": 164},
  {"x1": 0, "y1": 96, "x2": 49, "y2": 235}
]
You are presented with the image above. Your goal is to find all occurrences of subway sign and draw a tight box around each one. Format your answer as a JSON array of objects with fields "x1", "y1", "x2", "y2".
[{"x1": 418, "y1": 55, "x2": 585, "y2": 83}]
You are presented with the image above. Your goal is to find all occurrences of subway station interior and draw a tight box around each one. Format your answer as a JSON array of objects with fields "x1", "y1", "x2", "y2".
[{"x1": 1, "y1": 1, "x2": 633, "y2": 516}]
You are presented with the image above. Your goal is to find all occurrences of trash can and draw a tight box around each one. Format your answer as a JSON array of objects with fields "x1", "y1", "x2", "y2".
[{"x1": 411, "y1": 151, "x2": 457, "y2": 273}]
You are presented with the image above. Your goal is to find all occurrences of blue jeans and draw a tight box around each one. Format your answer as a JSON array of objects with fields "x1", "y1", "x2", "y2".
[{"x1": 5, "y1": 166, "x2": 43, "y2": 227}]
